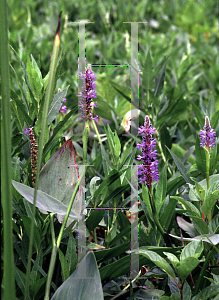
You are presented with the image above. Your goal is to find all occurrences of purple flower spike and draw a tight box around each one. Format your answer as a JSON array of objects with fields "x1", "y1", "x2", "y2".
[
  {"x1": 137, "y1": 115, "x2": 159, "y2": 187},
  {"x1": 199, "y1": 116, "x2": 216, "y2": 151},
  {"x1": 77, "y1": 64, "x2": 98, "y2": 122}
]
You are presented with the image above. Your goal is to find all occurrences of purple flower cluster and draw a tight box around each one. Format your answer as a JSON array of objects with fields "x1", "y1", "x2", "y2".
[
  {"x1": 77, "y1": 64, "x2": 98, "y2": 122},
  {"x1": 58, "y1": 88, "x2": 67, "y2": 114},
  {"x1": 199, "y1": 116, "x2": 216, "y2": 150},
  {"x1": 137, "y1": 116, "x2": 159, "y2": 187},
  {"x1": 23, "y1": 126, "x2": 38, "y2": 187}
]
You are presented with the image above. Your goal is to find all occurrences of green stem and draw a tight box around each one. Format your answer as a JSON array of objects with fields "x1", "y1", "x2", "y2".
[
  {"x1": 44, "y1": 172, "x2": 84, "y2": 299},
  {"x1": 82, "y1": 121, "x2": 90, "y2": 165},
  {"x1": 205, "y1": 149, "x2": 212, "y2": 221},
  {"x1": 1, "y1": 0, "x2": 16, "y2": 297},
  {"x1": 193, "y1": 248, "x2": 212, "y2": 296},
  {"x1": 91, "y1": 119, "x2": 101, "y2": 143}
]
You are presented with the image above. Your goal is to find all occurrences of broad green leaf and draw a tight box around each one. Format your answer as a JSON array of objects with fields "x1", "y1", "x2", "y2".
[
  {"x1": 171, "y1": 196, "x2": 200, "y2": 217},
  {"x1": 86, "y1": 210, "x2": 105, "y2": 232},
  {"x1": 192, "y1": 284, "x2": 219, "y2": 300},
  {"x1": 163, "y1": 252, "x2": 179, "y2": 264},
  {"x1": 38, "y1": 139, "x2": 82, "y2": 225},
  {"x1": 12, "y1": 180, "x2": 82, "y2": 220},
  {"x1": 189, "y1": 216, "x2": 209, "y2": 234},
  {"x1": 169, "y1": 233, "x2": 219, "y2": 245},
  {"x1": 182, "y1": 280, "x2": 192, "y2": 300},
  {"x1": 47, "y1": 85, "x2": 69, "y2": 125},
  {"x1": 209, "y1": 215, "x2": 219, "y2": 234},
  {"x1": 139, "y1": 250, "x2": 176, "y2": 280},
  {"x1": 51, "y1": 251, "x2": 104, "y2": 300},
  {"x1": 58, "y1": 248, "x2": 69, "y2": 282},
  {"x1": 174, "y1": 257, "x2": 200, "y2": 282},
  {"x1": 202, "y1": 190, "x2": 219, "y2": 216},
  {"x1": 180, "y1": 240, "x2": 203, "y2": 260}
]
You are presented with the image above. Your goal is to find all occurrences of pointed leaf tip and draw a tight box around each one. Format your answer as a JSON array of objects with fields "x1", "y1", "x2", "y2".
[{"x1": 56, "y1": 12, "x2": 62, "y2": 36}]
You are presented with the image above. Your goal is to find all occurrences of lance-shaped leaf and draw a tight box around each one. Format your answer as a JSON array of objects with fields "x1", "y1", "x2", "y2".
[
  {"x1": 51, "y1": 251, "x2": 104, "y2": 300},
  {"x1": 12, "y1": 180, "x2": 81, "y2": 220},
  {"x1": 38, "y1": 139, "x2": 82, "y2": 225}
]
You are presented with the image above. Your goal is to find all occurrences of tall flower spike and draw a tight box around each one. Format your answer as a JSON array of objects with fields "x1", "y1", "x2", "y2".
[
  {"x1": 77, "y1": 64, "x2": 98, "y2": 121},
  {"x1": 199, "y1": 116, "x2": 216, "y2": 151},
  {"x1": 24, "y1": 126, "x2": 38, "y2": 187},
  {"x1": 137, "y1": 115, "x2": 159, "y2": 187}
]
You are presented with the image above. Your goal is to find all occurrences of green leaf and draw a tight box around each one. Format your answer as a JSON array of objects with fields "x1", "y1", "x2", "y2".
[
  {"x1": 86, "y1": 210, "x2": 105, "y2": 232},
  {"x1": 171, "y1": 196, "x2": 200, "y2": 217},
  {"x1": 180, "y1": 240, "x2": 203, "y2": 260},
  {"x1": 139, "y1": 250, "x2": 176, "y2": 280},
  {"x1": 101, "y1": 143, "x2": 113, "y2": 176},
  {"x1": 166, "y1": 147, "x2": 193, "y2": 184},
  {"x1": 157, "y1": 197, "x2": 177, "y2": 244},
  {"x1": 209, "y1": 215, "x2": 219, "y2": 234},
  {"x1": 12, "y1": 180, "x2": 82, "y2": 220},
  {"x1": 155, "y1": 164, "x2": 167, "y2": 213},
  {"x1": 30, "y1": 54, "x2": 43, "y2": 86},
  {"x1": 195, "y1": 134, "x2": 207, "y2": 176},
  {"x1": 143, "y1": 50, "x2": 154, "y2": 104},
  {"x1": 26, "y1": 56, "x2": 42, "y2": 102},
  {"x1": 38, "y1": 139, "x2": 82, "y2": 225},
  {"x1": 30, "y1": 276, "x2": 47, "y2": 299},
  {"x1": 21, "y1": 215, "x2": 41, "y2": 253},
  {"x1": 47, "y1": 85, "x2": 69, "y2": 125},
  {"x1": 154, "y1": 59, "x2": 167, "y2": 97},
  {"x1": 58, "y1": 248, "x2": 69, "y2": 282},
  {"x1": 169, "y1": 233, "x2": 219, "y2": 245},
  {"x1": 15, "y1": 267, "x2": 26, "y2": 296},
  {"x1": 175, "y1": 257, "x2": 200, "y2": 282},
  {"x1": 211, "y1": 110, "x2": 219, "y2": 130},
  {"x1": 65, "y1": 233, "x2": 77, "y2": 275},
  {"x1": 142, "y1": 184, "x2": 153, "y2": 219},
  {"x1": 210, "y1": 142, "x2": 217, "y2": 175},
  {"x1": 207, "y1": 94, "x2": 216, "y2": 120},
  {"x1": 114, "y1": 130, "x2": 121, "y2": 158},
  {"x1": 192, "y1": 284, "x2": 219, "y2": 300},
  {"x1": 51, "y1": 251, "x2": 104, "y2": 300},
  {"x1": 202, "y1": 190, "x2": 219, "y2": 216},
  {"x1": 189, "y1": 216, "x2": 209, "y2": 234},
  {"x1": 191, "y1": 101, "x2": 205, "y2": 127},
  {"x1": 182, "y1": 280, "x2": 192, "y2": 300}
]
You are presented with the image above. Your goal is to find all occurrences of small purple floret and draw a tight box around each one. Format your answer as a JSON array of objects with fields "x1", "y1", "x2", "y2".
[
  {"x1": 137, "y1": 116, "x2": 159, "y2": 187},
  {"x1": 199, "y1": 116, "x2": 216, "y2": 150},
  {"x1": 58, "y1": 88, "x2": 67, "y2": 114}
]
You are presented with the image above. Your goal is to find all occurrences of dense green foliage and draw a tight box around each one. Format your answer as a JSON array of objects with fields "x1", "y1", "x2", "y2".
[{"x1": 1, "y1": 0, "x2": 219, "y2": 299}]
